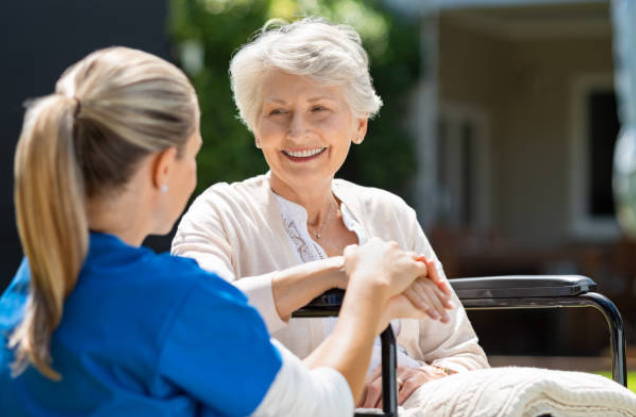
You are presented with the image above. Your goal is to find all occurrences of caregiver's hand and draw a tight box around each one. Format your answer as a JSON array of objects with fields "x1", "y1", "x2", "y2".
[{"x1": 361, "y1": 364, "x2": 450, "y2": 408}]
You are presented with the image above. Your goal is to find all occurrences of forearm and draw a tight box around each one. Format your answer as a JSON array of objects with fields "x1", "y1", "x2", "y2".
[
  {"x1": 271, "y1": 256, "x2": 346, "y2": 321},
  {"x1": 252, "y1": 340, "x2": 354, "y2": 417}
]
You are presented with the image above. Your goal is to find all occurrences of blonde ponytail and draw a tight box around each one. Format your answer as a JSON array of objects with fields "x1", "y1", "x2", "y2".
[
  {"x1": 9, "y1": 47, "x2": 197, "y2": 380},
  {"x1": 11, "y1": 95, "x2": 88, "y2": 380}
]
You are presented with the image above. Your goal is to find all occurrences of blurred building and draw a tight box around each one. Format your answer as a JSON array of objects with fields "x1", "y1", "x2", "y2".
[{"x1": 392, "y1": 0, "x2": 634, "y2": 356}]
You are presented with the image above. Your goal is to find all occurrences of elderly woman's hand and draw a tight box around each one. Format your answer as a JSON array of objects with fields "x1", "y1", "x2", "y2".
[
  {"x1": 404, "y1": 257, "x2": 454, "y2": 323},
  {"x1": 361, "y1": 364, "x2": 452, "y2": 408}
]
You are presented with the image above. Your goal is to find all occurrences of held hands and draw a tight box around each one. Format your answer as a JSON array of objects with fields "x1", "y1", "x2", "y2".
[
  {"x1": 342, "y1": 238, "x2": 454, "y2": 325},
  {"x1": 343, "y1": 238, "x2": 428, "y2": 300}
]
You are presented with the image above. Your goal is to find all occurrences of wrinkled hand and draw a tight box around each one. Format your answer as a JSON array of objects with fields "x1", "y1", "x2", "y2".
[
  {"x1": 403, "y1": 257, "x2": 454, "y2": 323},
  {"x1": 360, "y1": 364, "x2": 450, "y2": 408}
]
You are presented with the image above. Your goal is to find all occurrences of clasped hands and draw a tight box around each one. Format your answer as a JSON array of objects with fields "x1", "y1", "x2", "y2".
[{"x1": 341, "y1": 238, "x2": 454, "y2": 326}]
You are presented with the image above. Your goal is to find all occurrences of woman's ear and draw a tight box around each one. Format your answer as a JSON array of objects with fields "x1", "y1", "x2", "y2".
[
  {"x1": 254, "y1": 136, "x2": 262, "y2": 149},
  {"x1": 352, "y1": 117, "x2": 369, "y2": 145},
  {"x1": 151, "y1": 147, "x2": 178, "y2": 191}
]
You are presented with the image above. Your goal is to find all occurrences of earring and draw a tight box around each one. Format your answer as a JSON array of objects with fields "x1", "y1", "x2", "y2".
[{"x1": 160, "y1": 184, "x2": 169, "y2": 193}]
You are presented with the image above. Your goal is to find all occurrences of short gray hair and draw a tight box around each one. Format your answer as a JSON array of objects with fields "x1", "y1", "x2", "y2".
[{"x1": 230, "y1": 17, "x2": 383, "y2": 131}]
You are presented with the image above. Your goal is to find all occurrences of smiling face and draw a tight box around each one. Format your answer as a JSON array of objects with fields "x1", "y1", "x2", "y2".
[{"x1": 254, "y1": 70, "x2": 368, "y2": 196}]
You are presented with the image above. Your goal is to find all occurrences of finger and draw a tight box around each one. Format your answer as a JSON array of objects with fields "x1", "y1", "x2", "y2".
[
  {"x1": 415, "y1": 256, "x2": 449, "y2": 297},
  {"x1": 385, "y1": 295, "x2": 429, "y2": 322},
  {"x1": 420, "y1": 275, "x2": 453, "y2": 311},
  {"x1": 406, "y1": 285, "x2": 440, "y2": 320},
  {"x1": 398, "y1": 376, "x2": 423, "y2": 405},
  {"x1": 408, "y1": 281, "x2": 441, "y2": 320},
  {"x1": 411, "y1": 255, "x2": 429, "y2": 277},
  {"x1": 418, "y1": 257, "x2": 446, "y2": 291},
  {"x1": 372, "y1": 366, "x2": 408, "y2": 409},
  {"x1": 422, "y1": 280, "x2": 449, "y2": 322},
  {"x1": 414, "y1": 255, "x2": 428, "y2": 263},
  {"x1": 416, "y1": 280, "x2": 447, "y2": 322},
  {"x1": 419, "y1": 269, "x2": 453, "y2": 310},
  {"x1": 363, "y1": 376, "x2": 382, "y2": 408},
  {"x1": 433, "y1": 282, "x2": 454, "y2": 310},
  {"x1": 374, "y1": 394, "x2": 383, "y2": 410},
  {"x1": 403, "y1": 286, "x2": 427, "y2": 312},
  {"x1": 425, "y1": 259, "x2": 452, "y2": 297}
]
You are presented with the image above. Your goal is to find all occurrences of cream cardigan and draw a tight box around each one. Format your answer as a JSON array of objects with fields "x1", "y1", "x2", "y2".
[{"x1": 172, "y1": 174, "x2": 489, "y2": 373}]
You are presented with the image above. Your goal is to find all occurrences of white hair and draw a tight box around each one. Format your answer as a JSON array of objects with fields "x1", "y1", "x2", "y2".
[{"x1": 229, "y1": 17, "x2": 383, "y2": 131}]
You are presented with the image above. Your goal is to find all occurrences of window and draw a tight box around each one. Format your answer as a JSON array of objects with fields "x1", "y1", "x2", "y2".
[
  {"x1": 570, "y1": 74, "x2": 620, "y2": 240},
  {"x1": 437, "y1": 103, "x2": 491, "y2": 230}
]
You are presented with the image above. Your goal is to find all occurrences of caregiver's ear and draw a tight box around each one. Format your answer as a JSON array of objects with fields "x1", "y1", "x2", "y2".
[
  {"x1": 352, "y1": 117, "x2": 368, "y2": 145},
  {"x1": 152, "y1": 146, "x2": 178, "y2": 190}
]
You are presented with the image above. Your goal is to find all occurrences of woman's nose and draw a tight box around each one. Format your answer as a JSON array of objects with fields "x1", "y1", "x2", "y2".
[{"x1": 287, "y1": 111, "x2": 306, "y2": 138}]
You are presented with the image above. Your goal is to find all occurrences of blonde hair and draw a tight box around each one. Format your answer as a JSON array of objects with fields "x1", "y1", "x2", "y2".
[
  {"x1": 10, "y1": 47, "x2": 197, "y2": 380},
  {"x1": 229, "y1": 17, "x2": 383, "y2": 131}
]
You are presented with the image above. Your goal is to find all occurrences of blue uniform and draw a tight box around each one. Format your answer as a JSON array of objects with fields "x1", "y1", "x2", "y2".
[{"x1": 0, "y1": 232, "x2": 281, "y2": 416}]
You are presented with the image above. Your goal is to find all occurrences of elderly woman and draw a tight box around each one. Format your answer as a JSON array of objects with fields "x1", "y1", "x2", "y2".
[{"x1": 172, "y1": 18, "x2": 489, "y2": 409}]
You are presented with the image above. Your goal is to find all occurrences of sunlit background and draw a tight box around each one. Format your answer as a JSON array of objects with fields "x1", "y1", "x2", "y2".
[{"x1": 0, "y1": 0, "x2": 634, "y2": 385}]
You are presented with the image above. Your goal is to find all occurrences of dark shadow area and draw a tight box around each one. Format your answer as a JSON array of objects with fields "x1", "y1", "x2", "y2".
[{"x1": 0, "y1": 0, "x2": 171, "y2": 291}]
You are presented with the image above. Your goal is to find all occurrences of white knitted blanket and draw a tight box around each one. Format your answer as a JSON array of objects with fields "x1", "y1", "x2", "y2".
[{"x1": 395, "y1": 367, "x2": 636, "y2": 417}]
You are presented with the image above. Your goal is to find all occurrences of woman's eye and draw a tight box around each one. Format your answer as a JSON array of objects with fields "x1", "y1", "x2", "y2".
[
  {"x1": 311, "y1": 106, "x2": 327, "y2": 112},
  {"x1": 269, "y1": 109, "x2": 287, "y2": 116}
]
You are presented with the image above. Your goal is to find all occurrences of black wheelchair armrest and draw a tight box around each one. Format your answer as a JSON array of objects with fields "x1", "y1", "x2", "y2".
[
  {"x1": 292, "y1": 289, "x2": 345, "y2": 317},
  {"x1": 293, "y1": 275, "x2": 598, "y2": 315},
  {"x1": 450, "y1": 275, "x2": 597, "y2": 299}
]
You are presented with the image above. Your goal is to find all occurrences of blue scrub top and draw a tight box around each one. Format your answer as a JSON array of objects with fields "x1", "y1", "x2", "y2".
[{"x1": 0, "y1": 232, "x2": 282, "y2": 416}]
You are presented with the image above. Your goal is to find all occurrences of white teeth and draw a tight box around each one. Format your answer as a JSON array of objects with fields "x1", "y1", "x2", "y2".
[{"x1": 284, "y1": 148, "x2": 325, "y2": 158}]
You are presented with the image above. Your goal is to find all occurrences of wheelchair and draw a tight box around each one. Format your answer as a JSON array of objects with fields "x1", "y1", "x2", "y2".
[{"x1": 293, "y1": 275, "x2": 627, "y2": 417}]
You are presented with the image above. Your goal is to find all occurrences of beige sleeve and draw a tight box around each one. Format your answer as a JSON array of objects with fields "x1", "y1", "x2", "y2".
[
  {"x1": 403, "y1": 207, "x2": 490, "y2": 372},
  {"x1": 171, "y1": 192, "x2": 287, "y2": 333}
]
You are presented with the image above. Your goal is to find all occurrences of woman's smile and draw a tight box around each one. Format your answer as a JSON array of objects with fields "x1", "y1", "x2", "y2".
[{"x1": 281, "y1": 147, "x2": 327, "y2": 162}]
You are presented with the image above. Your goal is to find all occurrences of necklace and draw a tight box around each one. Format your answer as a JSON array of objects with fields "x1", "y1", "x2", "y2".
[{"x1": 309, "y1": 199, "x2": 336, "y2": 240}]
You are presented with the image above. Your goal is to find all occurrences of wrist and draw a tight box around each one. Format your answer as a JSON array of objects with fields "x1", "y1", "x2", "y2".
[
  {"x1": 325, "y1": 256, "x2": 347, "y2": 289},
  {"x1": 347, "y1": 272, "x2": 391, "y2": 303}
]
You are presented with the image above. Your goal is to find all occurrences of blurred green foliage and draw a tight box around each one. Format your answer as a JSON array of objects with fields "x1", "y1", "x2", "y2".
[{"x1": 170, "y1": 0, "x2": 420, "y2": 196}]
